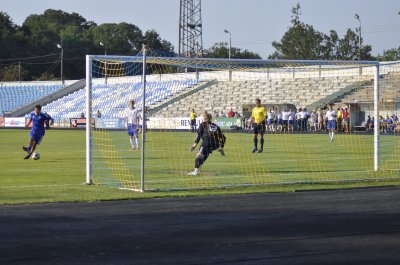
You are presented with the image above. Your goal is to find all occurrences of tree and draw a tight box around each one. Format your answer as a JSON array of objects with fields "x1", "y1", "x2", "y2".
[
  {"x1": 204, "y1": 42, "x2": 261, "y2": 59},
  {"x1": 269, "y1": 3, "x2": 373, "y2": 60},
  {"x1": 0, "y1": 12, "x2": 30, "y2": 71},
  {"x1": 143, "y1": 30, "x2": 175, "y2": 55},
  {"x1": 0, "y1": 64, "x2": 28, "y2": 81},
  {"x1": 269, "y1": 3, "x2": 325, "y2": 60},
  {"x1": 91, "y1": 23, "x2": 143, "y2": 55},
  {"x1": 22, "y1": 9, "x2": 96, "y2": 80},
  {"x1": 377, "y1": 47, "x2": 400, "y2": 61}
]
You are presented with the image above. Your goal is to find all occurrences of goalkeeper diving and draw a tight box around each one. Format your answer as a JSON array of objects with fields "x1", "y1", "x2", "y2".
[{"x1": 188, "y1": 113, "x2": 226, "y2": 176}]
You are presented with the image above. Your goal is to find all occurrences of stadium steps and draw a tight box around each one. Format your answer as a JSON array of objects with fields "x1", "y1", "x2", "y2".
[
  {"x1": 10, "y1": 79, "x2": 86, "y2": 117},
  {"x1": 149, "y1": 79, "x2": 218, "y2": 116},
  {"x1": 338, "y1": 72, "x2": 400, "y2": 106},
  {"x1": 306, "y1": 79, "x2": 373, "y2": 110}
]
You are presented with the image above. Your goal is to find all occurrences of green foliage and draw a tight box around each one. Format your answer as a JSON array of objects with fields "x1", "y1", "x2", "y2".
[
  {"x1": 204, "y1": 42, "x2": 261, "y2": 59},
  {"x1": 91, "y1": 23, "x2": 143, "y2": 55},
  {"x1": 143, "y1": 30, "x2": 175, "y2": 54},
  {"x1": 269, "y1": 4, "x2": 373, "y2": 60},
  {"x1": 0, "y1": 9, "x2": 175, "y2": 81},
  {"x1": 377, "y1": 47, "x2": 400, "y2": 61},
  {"x1": 0, "y1": 63, "x2": 28, "y2": 81}
]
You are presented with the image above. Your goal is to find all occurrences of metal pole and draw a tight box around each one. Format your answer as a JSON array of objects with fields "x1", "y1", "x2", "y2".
[
  {"x1": 359, "y1": 22, "x2": 362, "y2": 60},
  {"x1": 228, "y1": 34, "x2": 231, "y2": 60},
  {"x1": 104, "y1": 49, "x2": 107, "y2": 84},
  {"x1": 86, "y1": 55, "x2": 93, "y2": 184},
  {"x1": 141, "y1": 44, "x2": 147, "y2": 192},
  {"x1": 224, "y1": 29, "x2": 232, "y2": 81},
  {"x1": 99, "y1": 42, "x2": 107, "y2": 84},
  {"x1": 18, "y1": 62, "x2": 21, "y2": 82},
  {"x1": 354, "y1": 14, "x2": 361, "y2": 60},
  {"x1": 373, "y1": 64, "x2": 379, "y2": 171},
  {"x1": 61, "y1": 38, "x2": 64, "y2": 86}
]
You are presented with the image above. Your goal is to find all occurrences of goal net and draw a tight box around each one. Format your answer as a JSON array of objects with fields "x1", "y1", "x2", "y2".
[{"x1": 86, "y1": 51, "x2": 400, "y2": 191}]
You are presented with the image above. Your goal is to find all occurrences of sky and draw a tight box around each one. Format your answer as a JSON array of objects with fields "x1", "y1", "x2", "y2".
[{"x1": 1, "y1": 0, "x2": 399, "y2": 59}]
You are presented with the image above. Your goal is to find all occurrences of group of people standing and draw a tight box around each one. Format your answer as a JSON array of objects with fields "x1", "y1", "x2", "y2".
[
  {"x1": 244, "y1": 105, "x2": 351, "y2": 134},
  {"x1": 246, "y1": 99, "x2": 341, "y2": 153}
]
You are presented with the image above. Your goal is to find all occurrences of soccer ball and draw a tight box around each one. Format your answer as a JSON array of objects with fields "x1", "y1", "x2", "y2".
[{"x1": 32, "y1": 152, "x2": 40, "y2": 160}]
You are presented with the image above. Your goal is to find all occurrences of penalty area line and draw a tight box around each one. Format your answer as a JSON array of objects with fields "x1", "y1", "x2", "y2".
[{"x1": 0, "y1": 183, "x2": 85, "y2": 189}]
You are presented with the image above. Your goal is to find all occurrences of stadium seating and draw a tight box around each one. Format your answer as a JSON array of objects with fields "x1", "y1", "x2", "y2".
[
  {"x1": 339, "y1": 72, "x2": 400, "y2": 105},
  {"x1": 5, "y1": 65, "x2": 400, "y2": 125},
  {"x1": 152, "y1": 75, "x2": 372, "y2": 118},
  {"x1": 0, "y1": 83, "x2": 64, "y2": 113},
  {"x1": 42, "y1": 79, "x2": 200, "y2": 120}
]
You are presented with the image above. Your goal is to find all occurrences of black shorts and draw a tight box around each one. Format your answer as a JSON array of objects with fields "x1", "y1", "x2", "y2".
[
  {"x1": 199, "y1": 144, "x2": 219, "y2": 158},
  {"x1": 253, "y1": 123, "x2": 266, "y2": 135}
]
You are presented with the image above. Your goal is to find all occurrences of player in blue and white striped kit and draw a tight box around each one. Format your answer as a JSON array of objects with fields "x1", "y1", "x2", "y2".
[{"x1": 23, "y1": 105, "x2": 52, "y2": 159}]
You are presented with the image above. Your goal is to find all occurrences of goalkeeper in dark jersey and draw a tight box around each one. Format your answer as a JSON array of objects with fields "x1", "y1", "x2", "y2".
[{"x1": 188, "y1": 113, "x2": 226, "y2": 176}]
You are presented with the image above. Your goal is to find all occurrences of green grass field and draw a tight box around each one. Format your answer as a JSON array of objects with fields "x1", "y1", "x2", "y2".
[{"x1": 1, "y1": 129, "x2": 400, "y2": 204}]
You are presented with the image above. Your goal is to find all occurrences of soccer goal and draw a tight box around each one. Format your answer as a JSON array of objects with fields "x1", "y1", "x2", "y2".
[{"x1": 86, "y1": 48, "x2": 400, "y2": 191}]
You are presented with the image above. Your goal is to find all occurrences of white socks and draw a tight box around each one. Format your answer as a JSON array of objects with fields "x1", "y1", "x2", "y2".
[
  {"x1": 130, "y1": 137, "x2": 140, "y2": 149},
  {"x1": 330, "y1": 131, "x2": 335, "y2": 141}
]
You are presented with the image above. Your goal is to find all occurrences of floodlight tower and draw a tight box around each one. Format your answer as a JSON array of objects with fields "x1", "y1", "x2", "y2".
[{"x1": 178, "y1": 0, "x2": 203, "y2": 58}]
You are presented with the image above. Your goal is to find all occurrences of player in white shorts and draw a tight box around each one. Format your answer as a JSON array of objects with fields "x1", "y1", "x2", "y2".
[
  {"x1": 325, "y1": 105, "x2": 337, "y2": 142},
  {"x1": 276, "y1": 109, "x2": 283, "y2": 132},
  {"x1": 125, "y1": 100, "x2": 142, "y2": 150},
  {"x1": 288, "y1": 109, "x2": 295, "y2": 132}
]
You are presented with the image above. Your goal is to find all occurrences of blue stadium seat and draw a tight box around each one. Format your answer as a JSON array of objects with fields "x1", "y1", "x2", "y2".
[{"x1": 40, "y1": 79, "x2": 199, "y2": 119}]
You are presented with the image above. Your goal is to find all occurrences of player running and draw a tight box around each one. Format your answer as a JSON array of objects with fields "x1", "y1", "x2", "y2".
[
  {"x1": 188, "y1": 113, "x2": 226, "y2": 176},
  {"x1": 22, "y1": 105, "x2": 52, "y2": 159},
  {"x1": 248, "y1": 98, "x2": 266, "y2": 153}
]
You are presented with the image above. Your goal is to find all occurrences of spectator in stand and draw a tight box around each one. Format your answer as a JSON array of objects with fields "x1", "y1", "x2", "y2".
[
  {"x1": 317, "y1": 108, "x2": 324, "y2": 131},
  {"x1": 296, "y1": 108, "x2": 302, "y2": 131},
  {"x1": 367, "y1": 116, "x2": 374, "y2": 132},
  {"x1": 288, "y1": 108, "x2": 296, "y2": 132},
  {"x1": 214, "y1": 110, "x2": 219, "y2": 118},
  {"x1": 309, "y1": 110, "x2": 317, "y2": 131},
  {"x1": 227, "y1": 108, "x2": 235, "y2": 118},
  {"x1": 386, "y1": 115, "x2": 394, "y2": 133},
  {"x1": 276, "y1": 109, "x2": 283, "y2": 132},
  {"x1": 342, "y1": 108, "x2": 350, "y2": 133},
  {"x1": 1, "y1": 111, "x2": 5, "y2": 118},
  {"x1": 208, "y1": 110, "x2": 213, "y2": 120},
  {"x1": 395, "y1": 124, "x2": 400, "y2": 133},
  {"x1": 267, "y1": 108, "x2": 275, "y2": 132},
  {"x1": 394, "y1": 117, "x2": 400, "y2": 133},
  {"x1": 336, "y1": 107, "x2": 342, "y2": 132},
  {"x1": 220, "y1": 111, "x2": 226, "y2": 118},
  {"x1": 244, "y1": 116, "x2": 249, "y2": 130},
  {"x1": 379, "y1": 115, "x2": 386, "y2": 133},
  {"x1": 300, "y1": 108, "x2": 308, "y2": 131},
  {"x1": 80, "y1": 112, "x2": 85, "y2": 118},
  {"x1": 392, "y1": 113, "x2": 398, "y2": 123},
  {"x1": 282, "y1": 109, "x2": 289, "y2": 132},
  {"x1": 96, "y1": 110, "x2": 102, "y2": 118}
]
